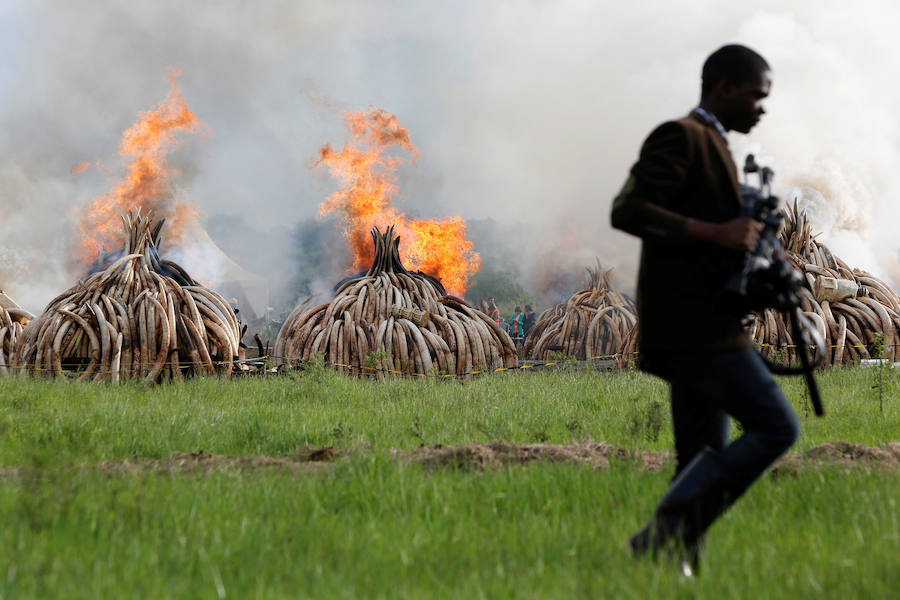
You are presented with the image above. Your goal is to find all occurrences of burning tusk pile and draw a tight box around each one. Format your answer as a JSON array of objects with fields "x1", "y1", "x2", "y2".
[
  {"x1": 275, "y1": 226, "x2": 518, "y2": 377},
  {"x1": 0, "y1": 291, "x2": 33, "y2": 376},
  {"x1": 748, "y1": 200, "x2": 900, "y2": 364},
  {"x1": 524, "y1": 262, "x2": 637, "y2": 360},
  {"x1": 11, "y1": 211, "x2": 242, "y2": 382}
]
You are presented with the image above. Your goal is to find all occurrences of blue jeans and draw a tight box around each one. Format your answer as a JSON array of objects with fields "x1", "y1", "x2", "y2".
[{"x1": 662, "y1": 348, "x2": 800, "y2": 492}]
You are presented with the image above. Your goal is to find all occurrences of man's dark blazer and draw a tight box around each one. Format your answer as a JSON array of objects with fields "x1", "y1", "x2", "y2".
[{"x1": 611, "y1": 112, "x2": 750, "y2": 372}]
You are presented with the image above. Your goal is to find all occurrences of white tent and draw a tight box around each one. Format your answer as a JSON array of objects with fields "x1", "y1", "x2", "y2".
[{"x1": 176, "y1": 226, "x2": 270, "y2": 322}]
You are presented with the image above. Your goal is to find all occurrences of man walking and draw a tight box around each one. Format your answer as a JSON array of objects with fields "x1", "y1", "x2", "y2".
[{"x1": 610, "y1": 44, "x2": 800, "y2": 575}]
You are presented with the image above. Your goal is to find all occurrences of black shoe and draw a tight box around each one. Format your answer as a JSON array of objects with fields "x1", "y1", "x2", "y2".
[
  {"x1": 629, "y1": 524, "x2": 702, "y2": 578},
  {"x1": 655, "y1": 448, "x2": 729, "y2": 544},
  {"x1": 630, "y1": 522, "x2": 702, "y2": 563},
  {"x1": 628, "y1": 447, "x2": 727, "y2": 572},
  {"x1": 629, "y1": 516, "x2": 693, "y2": 556}
]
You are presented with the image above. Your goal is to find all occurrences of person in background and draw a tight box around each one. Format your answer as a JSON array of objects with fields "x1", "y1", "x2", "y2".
[
  {"x1": 508, "y1": 306, "x2": 525, "y2": 355},
  {"x1": 487, "y1": 297, "x2": 502, "y2": 328},
  {"x1": 522, "y1": 304, "x2": 536, "y2": 337},
  {"x1": 508, "y1": 306, "x2": 524, "y2": 339}
]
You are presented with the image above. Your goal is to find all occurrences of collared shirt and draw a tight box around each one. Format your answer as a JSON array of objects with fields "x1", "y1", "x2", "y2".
[{"x1": 692, "y1": 107, "x2": 728, "y2": 143}]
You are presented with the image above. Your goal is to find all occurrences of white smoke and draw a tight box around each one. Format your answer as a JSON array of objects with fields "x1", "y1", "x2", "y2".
[
  {"x1": 1, "y1": 0, "x2": 899, "y2": 311},
  {"x1": 727, "y1": 6, "x2": 900, "y2": 284}
]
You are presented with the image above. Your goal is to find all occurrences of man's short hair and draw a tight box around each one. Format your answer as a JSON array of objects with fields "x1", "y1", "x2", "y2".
[{"x1": 701, "y1": 44, "x2": 770, "y2": 97}]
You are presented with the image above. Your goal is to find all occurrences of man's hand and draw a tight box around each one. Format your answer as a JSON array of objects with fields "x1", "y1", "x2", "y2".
[
  {"x1": 715, "y1": 218, "x2": 764, "y2": 251},
  {"x1": 685, "y1": 217, "x2": 763, "y2": 251}
]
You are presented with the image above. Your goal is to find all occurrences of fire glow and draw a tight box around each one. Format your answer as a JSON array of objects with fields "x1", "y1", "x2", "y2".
[
  {"x1": 316, "y1": 108, "x2": 480, "y2": 296},
  {"x1": 76, "y1": 70, "x2": 201, "y2": 265}
]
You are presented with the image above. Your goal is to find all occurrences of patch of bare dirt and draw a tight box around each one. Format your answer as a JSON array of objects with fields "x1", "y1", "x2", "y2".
[
  {"x1": 398, "y1": 442, "x2": 669, "y2": 472},
  {"x1": 93, "y1": 446, "x2": 341, "y2": 475},
  {"x1": 774, "y1": 441, "x2": 900, "y2": 473},
  {"x1": 2, "y1": 442, "x2": 897, "y2": 476}
]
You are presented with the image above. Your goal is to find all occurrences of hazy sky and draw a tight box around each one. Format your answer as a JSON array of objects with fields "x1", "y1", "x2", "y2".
[{"x1": 2, "y1": 0, "x2": 899, "y2": 310}]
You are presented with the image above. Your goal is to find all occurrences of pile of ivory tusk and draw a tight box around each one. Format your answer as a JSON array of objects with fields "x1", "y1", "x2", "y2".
[
  {"x1": 523, "y1": 262, "x2": 637, "y2": 360},
  {"x1": 748, "y1": 200, "x2": 900, "y2": 365},
  {"x1": 11, "y1": 210, "x2": 242, "y2": 382},
  {"x1": 0, "y1": 291, "x2": 33, "y2": 376},
  {"x1": 275, "y1": 226, "x2": 518, "y2": 378}
]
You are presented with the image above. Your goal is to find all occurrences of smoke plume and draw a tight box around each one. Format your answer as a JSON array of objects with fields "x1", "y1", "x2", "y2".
[{"x1": 1, "y1": 1, "x2": 898, "y2": 313}]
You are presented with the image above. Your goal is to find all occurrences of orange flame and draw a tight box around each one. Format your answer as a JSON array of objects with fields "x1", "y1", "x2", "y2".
[
  {"x1": 316, "y1": 108, "x2": 480, "y2": 295},
  {"x1": 77, "y1": 70, "x2": 201, "y2": 264}
]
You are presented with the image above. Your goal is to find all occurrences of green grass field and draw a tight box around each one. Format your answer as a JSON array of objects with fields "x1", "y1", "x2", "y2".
[{"x1": 1, "y1": 366, "x2": 899, "y2": 598}]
